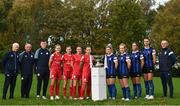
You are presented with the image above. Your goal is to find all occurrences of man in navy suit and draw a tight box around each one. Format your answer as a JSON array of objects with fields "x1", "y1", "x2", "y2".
[
  {"x1": 35, "y1": 40, "x2": 50, "y2": 99},
  {"x1": 19, "y1": 43, "x2": 35, "y2": 98},
  {"x1": 2, "y1": 43, "x2": 20, "y2": 99},
  {"x1": 159, "y1": 40, "x2": 176, "y2": 98}
]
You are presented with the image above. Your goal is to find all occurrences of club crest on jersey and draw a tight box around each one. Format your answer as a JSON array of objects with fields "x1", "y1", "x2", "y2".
[
  {"x1": 11, "y1": 55, "x2": 13, "y2": 57},
  {"x1": 164, "y1": 51, "x2": 167, "y2": 55},
  {"x1": 51, "y1": 75, "x2": 54, "y2": 78},
  {"x1": 40, "y1": 52, "x2": 43, "y2": 55},
  {"x1": 46, "y1": 52, "x2": 49, "y2": 55},
  {"x1": 25, "y1": 55, "x2": 27, "y2": 57},
  {"x1": 31, "y1": 55, "x2": 33, "y2": 58},
  {"x1": 37, "y1": 73, "x2": 40, "y2": 76},
  {"x1": 121, "y1": 57, "x2": 123, "y2": 60}
]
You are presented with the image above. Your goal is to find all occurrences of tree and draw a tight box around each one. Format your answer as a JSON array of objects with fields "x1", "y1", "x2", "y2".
[
  {"x1": 0, "y1": 0, "x2": 14, "y2": 59},
  {"x1": 151, "y1": 0, "x2": 180, "y2": 55},
  {"x1": 109, "y1": 0, "x2": 148, "y2": 49},
  {"x1": 0, "y1": 0, "x2": 13, "y2": 33},
  {"x1": 139, "y1": 0, "x2": 157, "y2": 33},
  {"x1": 0, "y1": 0, "x2": 149, "y2": 55}
]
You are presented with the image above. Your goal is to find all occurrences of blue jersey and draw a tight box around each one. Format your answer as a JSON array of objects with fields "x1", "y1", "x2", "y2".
[
  {"x1": 117, "y1": 53, "x2": 130, "y2": 76},
  {"x1": 19, "y1": 51, "x2": 35, "y2": 76},
  {"x1": 141, "y1": 47, "x2": 156, "y2": 68},
  {"x1": 35, "y1": 48, "x2": 50, "y2": 74},
  {"x1": 130, "y1": 51, "x2": 144, "y2": 74},
  {"x1": 104, "y1": 54, "x2": 117, "y2": 76}
]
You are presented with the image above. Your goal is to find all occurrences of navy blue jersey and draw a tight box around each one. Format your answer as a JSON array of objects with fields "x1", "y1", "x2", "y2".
[
  {"x1": 141, "y1": 47, "x2": 156, "y2": 68},
  {"x1": 2, "y1": 50, "x2": 19, "y2": 76},
  {"x1": 19, "y1": 51, "x2": 35, "y2": 76},
  {"x1": 159, "y1": 48, "x2": 176, "y2": 72},
  {"x1": 117, "y1": 53, "x2": 130, "y2": 76},
  {"x1": 35, "y1": 48, "x2": 50, "y2": 74},
  {"x1": 130, "y1": 51, "x2": 144, "y2": 73},
  {"x1": 104, "y1": 54, "x2": 117, "y2": 76}
]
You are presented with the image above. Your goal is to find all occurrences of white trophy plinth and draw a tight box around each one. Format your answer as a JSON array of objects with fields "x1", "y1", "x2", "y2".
[{"x1": 91, "y1": 67, "x2": 107, "y2": 101}]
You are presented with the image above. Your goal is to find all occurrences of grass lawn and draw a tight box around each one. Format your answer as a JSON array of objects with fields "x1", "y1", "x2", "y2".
[{"x1": 0, "y1": 73, "x2": 179, "y2": 105}]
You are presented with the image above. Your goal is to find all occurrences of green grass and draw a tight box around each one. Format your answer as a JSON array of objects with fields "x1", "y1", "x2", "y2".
[{"x1": 0, "y1": 74, "x2": 179, "y2": 105}]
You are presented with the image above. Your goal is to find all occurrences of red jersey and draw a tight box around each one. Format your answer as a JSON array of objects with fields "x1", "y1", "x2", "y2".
[
  {"x1": 81, "y1": 54, "x2": 94, "y2": 78},
  {"x1": 73, "y1": 54, "x2": 83, "y2": 76},
  {"x1": 62, "y1": 54, "x2": 74, "y2": 72},
  {"x1": 50, "y1": 52, "x2": 62, "y2": 71}
]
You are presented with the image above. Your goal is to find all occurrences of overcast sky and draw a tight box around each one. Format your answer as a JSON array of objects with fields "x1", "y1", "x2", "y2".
[{"x1": 151, "y1": 0, "x2": 170, "y2": 9}]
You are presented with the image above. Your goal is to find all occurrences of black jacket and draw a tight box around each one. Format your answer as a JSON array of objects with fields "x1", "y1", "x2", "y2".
[
  {"x1": 3, "y1": 50, "x2": 19, "y2": 76},
  {"x1": 34, "y1": 48, "x2": 50, "y2": 74},
  {"x1": 19, "y1": 51, "x2": 35, "y2": 76},
  {"x1": 159, "y1": 48, "x2": 176, "y2": 72}
]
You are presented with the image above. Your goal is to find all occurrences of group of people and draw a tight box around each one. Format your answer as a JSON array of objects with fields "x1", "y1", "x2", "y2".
[
  {"x1": 2, "y1": 37, "x2": 176, "y2": 102},
  {"x1": 2, "y1": 40, "x2": 93, "y2": 100},
  {"x1": 104, "y1": 38, "x2": 176, "y2": 101}
]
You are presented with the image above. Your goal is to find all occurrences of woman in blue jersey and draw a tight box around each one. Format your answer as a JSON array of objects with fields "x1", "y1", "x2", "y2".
[
  {"x1": 142, "y1": 37, "x2": 156, "y2": 100},
  {"x1": 117, "y1": 43, "x2": 131, "y2": 101},
  {"x1": 104, "y1": 44, "x2": 118, "y2": 100},
  {"x1": 130, "y1": 42, "x2": 144, "y2": 99}
]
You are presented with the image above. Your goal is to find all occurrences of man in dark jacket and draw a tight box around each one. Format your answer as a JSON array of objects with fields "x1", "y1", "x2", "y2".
[
  {"x1": 35, "y1": 40, "x2": 50, "y2": 99},
  {"x1": 19, "y1": 43, "x2": 34, "y2": 98},
  {"x1": 2, "y1": 43, "x2": 20, "y2": 99},
  {"x1": 159, "y1": 40, "x2": 176, "y2": 98}
]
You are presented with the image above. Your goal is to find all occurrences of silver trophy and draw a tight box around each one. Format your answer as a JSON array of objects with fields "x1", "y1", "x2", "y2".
[{"x1": 94, "y1": 55, "x2": 104, "y2": 67}]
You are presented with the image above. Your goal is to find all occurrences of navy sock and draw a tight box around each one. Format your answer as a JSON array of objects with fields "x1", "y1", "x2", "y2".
[
  {"x1": 133, "y1": 84, "x2": 137, "y2": 97},
  {"x1": 145, "y1": 81, "x2": 149, "y2": 95},
  {"x1": 137, "y1": 84, "x2": 142, "y2": 97},
  {"x1": 111, "y1": 84, "x2": 117, "y2": 98},
  {"x1": 149, "y1": 80, "x2": 154, "y2": 96},
  {"x1": 125, "y1": 87, "x2": 130, "y2": 99},
  {"x1": 108, "y1": 85, "x2": 111, "y2": 97},
  {"x1": 122, "y1": 87, "x2": 126, "y2": 98}
]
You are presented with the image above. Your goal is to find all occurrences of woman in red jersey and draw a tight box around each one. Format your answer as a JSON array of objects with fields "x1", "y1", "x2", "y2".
[
  {"x1": 49, "y1": 44, "x2": 63, "y2": 100},
  {"x1": 62, "y1": 46, "x2": 74, "y2": 99},
  {"x1": 72, "y1": 46, "x2": 83, "y2": 100},
  {"x1": 79, "y1": 47, "x2": 94, "y2": 100}
]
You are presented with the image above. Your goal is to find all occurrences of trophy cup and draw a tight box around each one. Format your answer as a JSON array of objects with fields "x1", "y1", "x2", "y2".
[
  {"x1": 94, "y1": 55, "x2": 104, "y2": 67},
  {"x1": 91, "y1": 55, "x2": 107, "y2": 101}
]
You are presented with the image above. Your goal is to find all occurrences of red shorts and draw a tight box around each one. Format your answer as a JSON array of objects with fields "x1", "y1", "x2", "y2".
[
  {"x1": 63, "y1": 71, "x2": 72, "y2": 80},
  {"x1": 72, "y1": 74, "x2": 82, "y2": 80},
  {"x1": 82, "y1": 73, "x2": 91, "y2": 83},
  {"x1": 50, "y1": 69, "x2": 62, "y2": 80}
]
